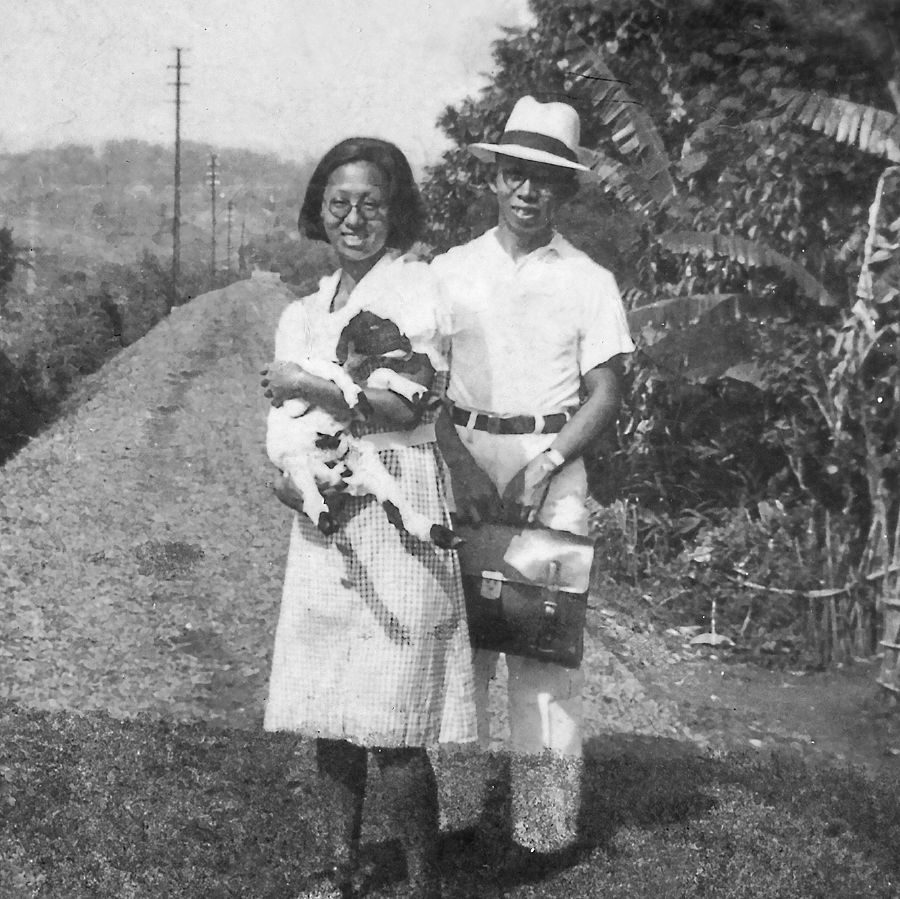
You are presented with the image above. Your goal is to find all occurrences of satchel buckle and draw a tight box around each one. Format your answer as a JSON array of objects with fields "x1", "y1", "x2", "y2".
[
  {"x1": 479, "y1": 571, "x2": 503, "y2": 600},
  {"x1": 537, "y1": 561, "x2": 562, "y2": 652}
]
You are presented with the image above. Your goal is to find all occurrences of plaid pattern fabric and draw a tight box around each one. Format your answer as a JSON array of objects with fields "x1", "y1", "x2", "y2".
[{"x1": 264, "y1": 440, "x2": 476, "y2": 746}]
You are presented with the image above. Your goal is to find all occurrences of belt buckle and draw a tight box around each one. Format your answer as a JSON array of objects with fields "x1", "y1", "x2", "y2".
[{"x1": 484, "y1": 415, "x2": 502, "y2": 435}]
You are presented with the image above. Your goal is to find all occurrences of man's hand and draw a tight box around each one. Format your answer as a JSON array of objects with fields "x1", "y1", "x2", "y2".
[
  {"x1": 448, "y1": 460, "x2": 503, "y2": 526},
  {"x1": 260, "y1": 360, "x2": 305, "y2": 407},
  {"x1": 500, "y1": 452, "x2": 557, "y2": 525}
]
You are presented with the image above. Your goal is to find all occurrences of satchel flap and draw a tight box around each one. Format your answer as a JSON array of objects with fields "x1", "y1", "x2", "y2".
[{"x1": 456, "y1": 523, "x2": 595, "y2": 594}]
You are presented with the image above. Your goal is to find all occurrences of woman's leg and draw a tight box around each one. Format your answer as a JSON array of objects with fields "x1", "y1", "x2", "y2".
[
  {"x1": 373, "y1": 746, "x2": 441, "y2": 898},
  {"x1": 316, "y1": 738, "x2": 367, "y2": 891}
]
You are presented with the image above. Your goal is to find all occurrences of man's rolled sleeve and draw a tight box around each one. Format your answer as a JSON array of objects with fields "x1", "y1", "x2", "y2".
[{"x1": 578, "y1": 267, "x2": 636, "y2": 374}]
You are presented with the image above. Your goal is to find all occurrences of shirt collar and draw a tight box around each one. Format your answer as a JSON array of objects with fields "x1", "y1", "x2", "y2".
[
  {"x1": 487, "y1": 227, "x2": 564, "y2": 263},
  {"x1": 319, "y1": 248, "x2": 402, "y2": 308}
]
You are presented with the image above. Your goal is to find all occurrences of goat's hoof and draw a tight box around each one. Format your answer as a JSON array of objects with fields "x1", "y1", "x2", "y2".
[
  {"x1": 317, "y1": 512, "x2": 339, "y2": 536},
  {"x1": 382, "y1": 500, "x2": 404, "y2": 530},
  {"x1": 430, "y1": 525, "x2": 464, "y2": 550}
]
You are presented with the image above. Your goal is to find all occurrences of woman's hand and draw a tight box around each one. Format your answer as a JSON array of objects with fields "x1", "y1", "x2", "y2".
[
  {"x1": 271, "y1": 471, "x2": 306, "y2": 513},
  {"x1": 272, "y1": 471, "x2": 348, "y2": 518},
  {"x1": 260, "y1": 360, "x2": 306, "y2": 407},
  {"x1": 500, "y1": 453, "x2": 557, "y2": 525}
]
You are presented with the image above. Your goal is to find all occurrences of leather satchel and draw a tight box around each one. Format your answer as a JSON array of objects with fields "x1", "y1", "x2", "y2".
[{"x1": 456, "y1": 523, "x2": 596, "y2": 669}]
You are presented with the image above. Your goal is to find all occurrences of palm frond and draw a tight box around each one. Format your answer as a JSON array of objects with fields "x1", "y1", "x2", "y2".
[
  {"x1": 772, "y1": 88, "x2": 900, "y2": 162},
  {"x1": 621, "y1": 284, "x2": 650, "y2": 311},
  {"x1": 858, "y1": 165, "x2": 900, "y2": 304},
  {"x1": 564, "y1": 36, "x2": 678, "y2": 207},
  {"x1": 579, "y1": 147, "x2": 658, "y2": 215},
  {"x1": 635, "y1": 302, "x2": 756, "y2": 383},
  {"x1": 659, "y1": 230, "x2": 837, "y2": 306},
  {"x1": 627, "y1": 293, "x2": 739, "y2": 342}
]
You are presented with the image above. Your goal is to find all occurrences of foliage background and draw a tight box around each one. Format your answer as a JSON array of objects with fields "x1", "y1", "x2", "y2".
[{"x1": 420, "y1": 0, "x2": 900, "y2": 664}]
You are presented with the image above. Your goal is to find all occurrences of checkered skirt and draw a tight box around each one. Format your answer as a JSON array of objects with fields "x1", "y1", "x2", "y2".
[{"x1": 263, "y1": 439, "x2": 477, "y2": 747}]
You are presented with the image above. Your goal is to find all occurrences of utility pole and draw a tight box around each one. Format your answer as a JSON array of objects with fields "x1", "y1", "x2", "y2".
[
  {"x1": 25, "y1": 200, "x2": 37, "y2": 296},
  {"x1": 208, "y1": 153, "x2": 218, "y2": 280},
  {"x1": 168, "y1": 47, "x2": 187, "y2": 303},
  {"x1": 226, "y1": 199, "x2": 234, "y2": 274}
]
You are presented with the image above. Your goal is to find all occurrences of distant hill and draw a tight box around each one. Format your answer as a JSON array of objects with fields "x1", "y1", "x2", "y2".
[
  {"x1": 0, "y1": 140, "x2": 315, "y2": 269},
  {"x1": 0, "y1": 141, "x2": 334, "y2": 475}
]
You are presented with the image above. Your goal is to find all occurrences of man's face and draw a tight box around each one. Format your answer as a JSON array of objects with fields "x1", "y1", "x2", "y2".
[{"x1": 492, "y1": 159, "x2": 574, "y2": 243}]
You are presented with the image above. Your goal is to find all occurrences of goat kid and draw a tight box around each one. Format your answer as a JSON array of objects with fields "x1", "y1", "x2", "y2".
[{"x1": 267, "y1": 310, "x2": 461, "y2": 550}]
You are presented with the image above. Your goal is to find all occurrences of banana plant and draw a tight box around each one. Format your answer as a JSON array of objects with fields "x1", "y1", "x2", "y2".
[
  {"x1": 564, "y1": 34, "x2": 837, "y2": 375},
  {"x1": 770, "y1": 89, "x2": 900, "y2": 163},
  {"x1": 568, "y1": 29, "x2": 900, "y2": 657},
  {"x1": 759, "y1": 89, "x2": 900, "y2": 667}
]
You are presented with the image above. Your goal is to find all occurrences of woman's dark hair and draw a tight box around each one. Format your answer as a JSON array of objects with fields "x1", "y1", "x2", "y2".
[{"x1": 299, "y1": 137, "x2": 425, "y2": 252}]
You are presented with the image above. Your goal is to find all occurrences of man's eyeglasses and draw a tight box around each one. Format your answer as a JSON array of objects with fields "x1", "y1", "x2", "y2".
[
  {"x1": 325, "y1": 195, "x2": 388, "y2": 221},
  {"x1": 498, "y1": 166, "x2": 572, "y2": 195}
]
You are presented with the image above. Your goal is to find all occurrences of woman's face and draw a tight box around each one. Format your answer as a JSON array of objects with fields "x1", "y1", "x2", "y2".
[{"x1": 321, "y1": 161, "x2": 390, "y2": 265}]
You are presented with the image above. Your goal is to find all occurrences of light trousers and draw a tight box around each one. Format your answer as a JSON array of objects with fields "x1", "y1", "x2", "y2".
[{"x1": 452, "y1": 426, "x2": 589, "y2": 759}]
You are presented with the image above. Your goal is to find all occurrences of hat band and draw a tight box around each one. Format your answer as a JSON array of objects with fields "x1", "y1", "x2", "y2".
[{"x1": 499, "y1": 130, "x2": 579, "y2": 164}]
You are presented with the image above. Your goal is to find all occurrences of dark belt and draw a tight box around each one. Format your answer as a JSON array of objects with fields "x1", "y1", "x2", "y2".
[{"x1": 450, "y1": 404, "x2": 572, "y2": 435}]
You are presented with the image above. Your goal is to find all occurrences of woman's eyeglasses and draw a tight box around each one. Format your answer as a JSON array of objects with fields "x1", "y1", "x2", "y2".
[{"x1": 325, "y1": 195, "x2": 388, "y2": 222}]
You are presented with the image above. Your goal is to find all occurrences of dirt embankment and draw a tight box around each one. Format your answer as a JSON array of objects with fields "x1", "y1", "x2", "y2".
[{"x1": 0, "y1": 276, "x2": 296, "y2": 724}]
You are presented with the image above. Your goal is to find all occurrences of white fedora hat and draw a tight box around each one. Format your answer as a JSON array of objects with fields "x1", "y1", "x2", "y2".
[{"x1": 469, "y1": 95, "x2": 590, "y2": 172}]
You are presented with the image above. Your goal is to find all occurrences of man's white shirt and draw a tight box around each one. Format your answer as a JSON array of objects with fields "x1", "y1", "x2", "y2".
[{"x1": 431, "y1": 227, "x2": 635, "y2": 416}]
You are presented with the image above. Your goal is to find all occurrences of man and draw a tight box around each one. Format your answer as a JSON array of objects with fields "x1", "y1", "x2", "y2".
[{"x1": 432, "y1": 96, "x2": 635, "y2": 863}]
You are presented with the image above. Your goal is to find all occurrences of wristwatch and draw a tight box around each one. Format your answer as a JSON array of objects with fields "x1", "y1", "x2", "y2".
[{"x1": 543, "y1": 448, "x2": 566, "y2": 470}]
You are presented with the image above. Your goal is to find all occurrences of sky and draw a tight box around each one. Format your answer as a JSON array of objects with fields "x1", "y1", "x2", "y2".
[{"x1": 1, "y1": 0, "x2": 534, "y2": 172}]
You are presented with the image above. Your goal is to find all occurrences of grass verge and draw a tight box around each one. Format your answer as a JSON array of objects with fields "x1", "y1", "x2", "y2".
[{"x1": 1, "y1": 700, "x2": 898, "y2": 898}]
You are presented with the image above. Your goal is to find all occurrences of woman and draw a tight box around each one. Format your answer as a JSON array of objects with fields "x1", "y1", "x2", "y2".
[{"x1": 261, "y1": 137, "x2": 476, "y2": 899}]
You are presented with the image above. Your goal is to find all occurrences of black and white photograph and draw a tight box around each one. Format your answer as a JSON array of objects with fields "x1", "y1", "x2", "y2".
[{"x1": 1, "y1": 1, "x2": 899, "y2": 897}]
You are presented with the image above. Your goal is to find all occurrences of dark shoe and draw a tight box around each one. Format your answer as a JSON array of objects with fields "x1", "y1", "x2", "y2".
[
  {"x1": 302, "y1": 848, "x2": 373, "y2": 899},
  {"x1": 499, "y1": 839, "x2": 590, "y2": 883}
]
